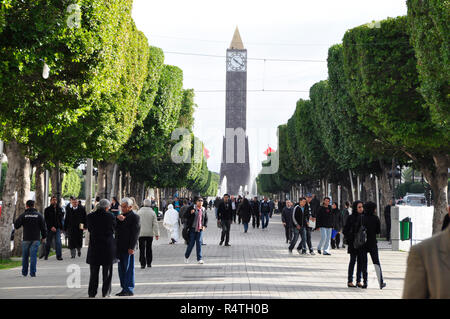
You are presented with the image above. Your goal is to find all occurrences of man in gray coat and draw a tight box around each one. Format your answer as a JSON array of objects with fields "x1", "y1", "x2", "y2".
[
  {"x1": 403, "y1": 226, "x2": 450, "y2": 299},
  {"x1": 136, "y1": 199, "x2": 160, "y2": 269}
]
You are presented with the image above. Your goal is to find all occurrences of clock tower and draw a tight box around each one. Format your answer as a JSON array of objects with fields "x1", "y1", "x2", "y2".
[{"x1": 220, "y1": 27, "x2": 250, "y2": 196}]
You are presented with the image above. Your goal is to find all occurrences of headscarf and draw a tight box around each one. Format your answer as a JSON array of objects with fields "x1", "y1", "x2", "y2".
[{"x1": 163, "y1": 204, "x2": 179, "y2": 228}]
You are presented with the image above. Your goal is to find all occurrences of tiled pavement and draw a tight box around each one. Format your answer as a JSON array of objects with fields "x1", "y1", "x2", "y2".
[{"x1": 0, "y1": 209, "x2": 408, "y2": 299}]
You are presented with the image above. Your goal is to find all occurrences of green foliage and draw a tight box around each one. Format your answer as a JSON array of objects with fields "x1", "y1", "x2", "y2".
[
  {"x1": 407, "y1": 0, "x2": 450, "y2": 135},
  {"x1": 342, "y1": 16, "x2": 444, "y2": 155},
  {"x1": 395, "y1": 182, "x2": 426, "y2": 198},
  {"x1": 0, "y1": 1, "x2": 150, "y2": 167},
  {"x1": 61, "y1": 168, "x2": 81, "y2": 199}
]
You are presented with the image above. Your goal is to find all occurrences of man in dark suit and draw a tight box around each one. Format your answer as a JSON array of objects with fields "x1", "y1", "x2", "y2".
[
  {"x1": 217, "y1": 194, "x2": 233, "y2": 246},
  {"x1": 43, "y1": 196, "x2": 64, "y2": 260},
  {"x1": 86, "y1": 199, "x2": 116, "y2": 298},
  {"x1": 115, "y1": 197, "x2": 140, "y2": 296},
  {"x1": 63, "y1": 196, "x2": 87, "y2": 258}
]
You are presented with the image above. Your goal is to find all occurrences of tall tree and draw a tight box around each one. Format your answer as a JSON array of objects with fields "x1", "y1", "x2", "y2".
[{"x1": 342, "y1": 16, "x2": 449, "y2": 233}]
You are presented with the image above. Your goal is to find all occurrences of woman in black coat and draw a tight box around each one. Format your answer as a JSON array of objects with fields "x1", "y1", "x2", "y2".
[
  {"x1": 330, "y1": 202, "x2": 343, "y2": 249},
  {"x1": 238, "y1": 198, "x2": 252, "y2": 233},
  {"x1": 86, "y1": 200, "x2": 117, "y2": 298},
  {"x1": 343, "y1": 200, "x2": 367, "y2": 288},
  {"x1": 362, "y1": 201, "x2": 386, "y2": 289},
  {"x1": 63, "y1": 198, "x2": 87, "y2": 258}
]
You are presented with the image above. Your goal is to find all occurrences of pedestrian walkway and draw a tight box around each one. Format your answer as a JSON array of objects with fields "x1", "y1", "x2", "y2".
[{"x1": 0, "y1": 209, "x2": 408, "y2": 299}]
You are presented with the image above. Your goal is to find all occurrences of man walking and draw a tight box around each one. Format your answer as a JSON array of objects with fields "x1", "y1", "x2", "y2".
[
  {"x1": 137, "y1": 199, "x2": 159, "y2": 269},
  {"x1": 281, "y1": 200, "x2": 294, "y2": 243},
  {"x1": 260, "y1": 196, "x2": 271, "y2": 230},
  {"x1": 64, "y1": 197, "x2": 87, "y2": 258},
  {"x1": 14, "y1": 200, "x2": 47, "y2": 277},
  {"x1": 250, "y1": 197, "x2": 260, "y2": 228},
  {"x1": 230, "y1": 195, "x2": 237, "y2": 223},
  {"x1": 115, "y1": 198, "x2": 140, "y2": 296},
  {"x1": 305, "y1": 194, "x2": 316, "y2": 255},
  {"x1": 184, "y1": 197, "x2": 208, "y2": 264},
  {"x1": 218, "y1": 194, "x2": 233, "y2": 246},
  {"x1": 289, "y1": 198, "x2": 309, "y2": 255},
  {"x1": 86, "y1": 199, "x2": 116, "y2": 298},
  {"x1": 43, "y1": 196, "x2": 63, "y2": 260},
  {"x1": 316, "y1": 197, "x2": 333, "y2": 255}
]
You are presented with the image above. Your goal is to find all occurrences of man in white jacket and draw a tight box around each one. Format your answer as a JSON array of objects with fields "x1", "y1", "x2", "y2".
[
  {"x1": 136, "y1": 199, "x2": 160, "y2": 269},
  {"x1": 164, "y1": 204, "x2": 180, "y2": 245}
]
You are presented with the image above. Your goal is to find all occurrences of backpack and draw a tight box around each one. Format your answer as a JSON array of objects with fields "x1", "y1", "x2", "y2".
[{"x1": 353, "y1": 215, "x2": 367, "y2": 249}]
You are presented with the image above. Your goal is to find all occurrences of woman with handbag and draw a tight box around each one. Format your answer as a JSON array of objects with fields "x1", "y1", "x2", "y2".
[
  {"x1": 362, "y1": 201, "x2": 386, "y2": 289},
  {"x1": 343, "y1": 200, "x2": 367, "y2": 288}
]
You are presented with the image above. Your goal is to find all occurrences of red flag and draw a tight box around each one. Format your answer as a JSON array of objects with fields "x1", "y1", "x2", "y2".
[
  {"x1": 203, "y1": 147, "x2": 210, "y2": 159},
  {"x1": 264, "y1": 146, "x2": 275, "y2": 156}
]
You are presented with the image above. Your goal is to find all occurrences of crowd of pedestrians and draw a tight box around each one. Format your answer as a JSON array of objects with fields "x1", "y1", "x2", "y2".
[{"x1": 12, "y1": 189, "x2": 450, "y2": 298}]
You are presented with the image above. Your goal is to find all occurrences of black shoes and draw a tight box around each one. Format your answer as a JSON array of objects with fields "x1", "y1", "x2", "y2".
[
  {"x1": 301, "y1": 250, "x2": 307, "y2": 255},
  {"x1": 357, "y1": 282, "x2": 368, "y2": 289},
  {"x1": 141, "y1": 265, "x2": 146, "y2": 269},
  {"x1": 44, "y1": 256, "x2": 48, "y2": 260},
  {"x1": 219, "y1": 241, "x2": 223, "y2": 246},
  {"x1": 380, "y1": 282, "x2": 386, "y2": 289},
  {"x1": 318, "y1": 250, "x2": 322, "y2": 254},
  {"x1": 77, "y1": 250, "x2": 81, "y2": 257},
  {"x1": 323, "y1": 252, "x2": 331, "y2": 256},
  {"x1": 115, "y1": 291, "x2": 133, "y2": 296},
  {"x1": 309, "y1": 251, "x2": 315, "y2": 255},
  {"x1": 225, "y1": 243, "x2": 231, "y2": 246},
  {"x1": 147, "y1": 264, "x2": 152, "y2": 268}
]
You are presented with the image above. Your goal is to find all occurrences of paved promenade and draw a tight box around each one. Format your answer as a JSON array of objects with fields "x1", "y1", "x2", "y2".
[{"x1": 0, "y1": 209, "x2": 408, "y2": 299}]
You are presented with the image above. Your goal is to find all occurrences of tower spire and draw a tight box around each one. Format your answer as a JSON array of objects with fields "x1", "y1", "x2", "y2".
[{"x1": 229, "y1": 26, "x2": 244, "y2": 50}]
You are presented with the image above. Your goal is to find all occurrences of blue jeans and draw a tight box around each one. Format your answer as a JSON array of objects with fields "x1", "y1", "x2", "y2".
[
  {"x1": 22, "y1": 240, "x2": 40, "y2": 276},
  {"x1": 261, "y1": 213, "x2": 269, "y2": 229},
  {"x1": 118, "y1": 253, "x2": 135, "y2": 293},
  {"x1": 45, "y1": 229, "x2": 62, "y2": 258},
  {"x1": 288, "y1": 227, "x2": 302, "y2": 251},
  {"x1": 243, "y1": 223, "x2": 249, "y2": 232},
  {"x1": 214, "y1": 207, "x2": 218, "y2": 219},
  {"x1": 318, "y1": 227, "x2": 332, "y2": 252},
  {"x1": 185, "y1": 228, "x2": 203, "y2": 261}
]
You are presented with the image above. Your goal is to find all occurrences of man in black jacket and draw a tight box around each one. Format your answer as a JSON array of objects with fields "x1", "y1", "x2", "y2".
[
  {"x1": 217, "y1": 194, "x2": 233, "y2": 246},
  {"x1": 64, "y1": 197, "x2": 87, "y2": 258},
  {"x1": 260, "y1": 197, "x2": 271, "y2": 230},
  {"x1": 281, "y1": 200, "x2": 294, "y2": 243},
  {"x1": 14, "y1": 200, "x2": 47, "y2": 277},
  {"x1": 288, "y1": 198, "x2": 308, "y2": 254},
  {"x1": 115, "y1": 197, "x2": 140, "y2": 296},
  {"x1": 316, "y1": 197, "x2": 333, "y2": 255},
  {"x1": 250, "y1": 197, "x2": 260, "y2": 228},
  {"x1": 43, "y1": 196, "x2": 64, "y2": 260},
  {"x1": 86, "y1": 199, "x2": 116, "y2": 298},
  {"x1": 304, "y1": 193, "x2": 316, "y2": 255},
  {"x1": 184, "y1": 197, "x2": 208, "y2": 264}
]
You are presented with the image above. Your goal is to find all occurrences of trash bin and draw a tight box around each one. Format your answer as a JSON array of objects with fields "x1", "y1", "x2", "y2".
[{"x1": 400, "y1": 217, "x2": 412, "y2": 241}]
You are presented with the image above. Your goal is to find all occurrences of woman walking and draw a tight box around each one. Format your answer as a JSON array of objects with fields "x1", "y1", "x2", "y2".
[
  {"x1": 363, "y1": 201, "x2": 386, "y2": 289},
  {"x1": 238, "y1": 197, "x2": 252, "y2": 233},
  {"x1": 163, "y1": 204, "x2": 180, "y2": 244},
  {"x1": 331, "y1": 202, "x2": 343, "y2": 249},
  {"x1": 343, "y1": 200, "x2": 367, "y2": 288}
]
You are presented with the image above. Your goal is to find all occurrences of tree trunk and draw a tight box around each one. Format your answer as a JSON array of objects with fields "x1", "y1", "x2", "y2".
[
  {"x1": 422, "y1": 154, "x2": 449, "y2": 235},
  {"x1": 0, "y1": 140, "x2": 23, "y2": 259},
  {"x1": 12, "y1": 147, "x2": 31, "y2": 257},
  {"x1": 97, "y1": 161, "x2": 107, "y2": 199},
  {"x1": 35, "y1": 161, "x2": 45, "y2": 214},
  {"x1": 378, "y1": 162, "x2": 392, "y2": 239},
  {"x1": 362, "y1": 174, "x2": 374, "y2": 202},
  {"x1": 330, "y1": 183, "x2": 338, "y2": 205}
]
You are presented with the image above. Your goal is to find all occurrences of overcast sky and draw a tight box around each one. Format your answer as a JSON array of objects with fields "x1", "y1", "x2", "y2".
[{"x1": 131, "y1": 0, "x2": 407, "y2": 179}]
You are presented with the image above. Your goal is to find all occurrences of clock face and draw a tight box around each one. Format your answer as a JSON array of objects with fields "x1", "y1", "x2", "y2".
[{"x1": 227, "y1": 51, "x2": 247, "y2": 72}]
